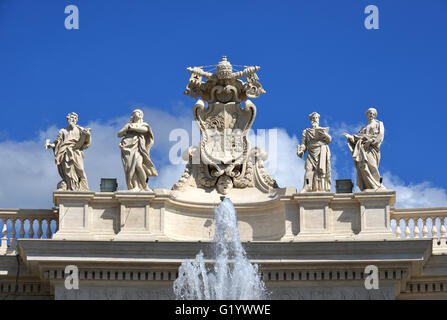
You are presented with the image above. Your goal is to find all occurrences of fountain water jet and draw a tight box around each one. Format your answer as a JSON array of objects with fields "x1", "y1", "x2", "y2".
[{"x1": 173, "y1": 198, "x2": 267, "y2": 300}]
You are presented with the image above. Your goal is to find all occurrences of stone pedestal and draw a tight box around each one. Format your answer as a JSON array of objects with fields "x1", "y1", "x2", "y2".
[
  {"x1": 114, "y1": 191, "x2": 157, "y2": 241},
  {"x1": 292, "y1": 190, "x2": 395, "y2": 241},
  {"x1": 354, "y1": 191, "x2": 396, "y2": 240},
  {"x1": 294, "y1": 193, "x2": 333, "y2": 240},
  {"x1": 52, "y1": 191, "x2": 96, "y2": 240}
]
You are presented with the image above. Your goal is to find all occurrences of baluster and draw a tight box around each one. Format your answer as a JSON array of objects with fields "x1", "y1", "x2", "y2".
[
  {"x1": 431, "y1": 217, "x2": 438, "y2": 239},
  {"x1": 404, "y1": 219, "x2": 411, "y2": 239},
  {"x1": 19, "y1": 218, "x2": 25, "y2": 239},
  {"x1": 10, "y1": 219, "x2": 17, "y2": 247},
  {"x1": 37, "y1": 219, "x2": 43, "y2": 239},
  {"x1": 10, "y1": 218, "x2": 16, "y2": 238},
  {"x1": 440, "y1": 217, "x2": 447, "y2": 238},
  {"x1": 396, "y1": 220, "x2": 402, "y2": 238},
  {"x1": 422, "y1": 218, "x2": 429, "y2": 238},
  {"x1": 0, "y1": 220, "x2": 7, "y2": 254},
  {"x1": 28, "y1": 219, "x2": 35, "y2": 239},
  {"x1": 1, "y1": 221, "x2": 6, "y2": 238},
  {"x1": 414, "y1": 218, "x2": 420, "y2": 239},
  {"x1": 55, "y1": 219, "x2": 59, "y2": 233},
  {"x1": 46, "y1": 220, "x2": 52, "y2": 239}
]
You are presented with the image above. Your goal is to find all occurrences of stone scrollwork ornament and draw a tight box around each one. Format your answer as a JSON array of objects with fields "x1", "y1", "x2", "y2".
[{"x1": 174, "y1": 56, "x2": 277, "y2": 195}]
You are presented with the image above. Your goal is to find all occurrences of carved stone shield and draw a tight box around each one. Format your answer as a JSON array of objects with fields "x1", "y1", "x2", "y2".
[{"x1": 194, "y1": 100, "x2": 256, "y2": 169}]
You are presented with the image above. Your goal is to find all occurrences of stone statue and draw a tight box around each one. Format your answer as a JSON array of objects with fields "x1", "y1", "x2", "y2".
[
  {"x1": 118, "y1": 109, "x2": 158, "y2": 191},
  {"x1": 173, "y1": 56, "x2": 277, "y2": 195},
  {"x1": 45, "y1": 112, "x2": 91, "y2": 191},
  {"x1": 343, "y1": 108, "x2": 386, "y2": 192},
  {"x1": 297, "y1": 112, "x2": 332, "y2": 192}
]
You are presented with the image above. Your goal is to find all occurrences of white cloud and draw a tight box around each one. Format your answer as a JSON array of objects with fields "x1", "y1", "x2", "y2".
[
  {"x1": 249, "y1": 128, "x2": 342, "y2": 192},
  {"x1": 150, "y1": 162, "x2": 187, "y2": 190},
  {"x1": 382, "y1": 172, "x2": 447, "y2": 208},
  {"x1": 0, "y1": 110, "x2": 446, "y2": 210},
  {"x1": 0, "y1": 126, "x2": 60, "y2": 209},
  {"x1": 85, "y1": 107, "x2": 194, "y2": 193},
  {"x1": 249, "y1": 128, "x2": 305, "y2": 191},
  {"x1": 329, "y1": 121, "x2": 363, "y2": 149},
  {"x1": 0, "y1": 107, "x2": 192, "y2": 209}
]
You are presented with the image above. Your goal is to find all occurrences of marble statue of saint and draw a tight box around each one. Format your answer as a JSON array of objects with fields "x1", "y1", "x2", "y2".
[
  {"x1": 343, "y1": 107, "x2": 386, "y2": 191},
  {"x1": 118, "y1": 109, "x2": 158, "y2": 191},
  {"x1": 297, "y1": 112, "x2": 332, "y2": 192},
  {"x1": 45, "y1": 112, "x2": 91, "y2": 191}
]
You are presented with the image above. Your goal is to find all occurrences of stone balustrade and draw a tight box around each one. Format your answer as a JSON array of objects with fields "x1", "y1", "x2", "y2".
[
  {"x1": 6, "y1": 194, "x2": 446, "y2": 247},
  {"x1": 391, "y1": 207, "x2": 447, "y2": 240},
  {"x1": 6, "y1": 193, "x2": 447, "y2": 247},
  {"x1": 0, "y1": 209, "x2": 58, "y2": 253}
]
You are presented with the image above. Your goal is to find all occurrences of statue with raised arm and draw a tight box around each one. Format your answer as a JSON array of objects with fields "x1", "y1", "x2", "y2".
[
  {"x1": 45, "y1": 112, "x2": 91, "y2": 191},
  {"x1": 118, "y1": 109, "x2": 158, "y2": 191},
  {"x1": 297, "y1": 112, "x2": 332, "y2": 192},
  {"x1": 343, "y1": 107, "x2": 386, "y2": 192}
]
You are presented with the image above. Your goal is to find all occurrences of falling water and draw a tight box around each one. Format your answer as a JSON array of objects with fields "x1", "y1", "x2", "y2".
[{"x1": 173, "y1": 198, "x2": 267, "y2": 300}]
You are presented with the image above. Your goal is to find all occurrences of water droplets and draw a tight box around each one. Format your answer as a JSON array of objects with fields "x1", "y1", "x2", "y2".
[{"x1": 174, "y1": 198, "x2": 267, "y2": 300}]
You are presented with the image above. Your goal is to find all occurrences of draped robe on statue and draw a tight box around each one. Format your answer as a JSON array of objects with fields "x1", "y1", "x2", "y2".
[
  {"x1": 300, "y1": 127, "x2": 331, "y2": 192},
  {"x1": 52, "y1": 125, "x2": 91, "y2": 191},
  {"x1": 119, "y1": 122, "x2": 158, "y2": 191},
  {"x1": 347, "y1": 119, "x2": 384, "y2": 191}
]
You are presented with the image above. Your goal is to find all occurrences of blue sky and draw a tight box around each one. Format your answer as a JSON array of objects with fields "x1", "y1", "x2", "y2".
[{"x1": 0, "y1": 0, "x2": 446, "y2": 208}]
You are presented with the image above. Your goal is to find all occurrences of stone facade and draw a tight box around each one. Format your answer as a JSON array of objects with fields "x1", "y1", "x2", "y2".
[
  {"x1": 1, "y1": 57, "x2": 446, "y2": 300},
  {"x1": 1, "y1": 188, "x2": 447, "y2": 300},
  {"x1": 50, "y1": 188, "x2": 396, "y2": 242}
]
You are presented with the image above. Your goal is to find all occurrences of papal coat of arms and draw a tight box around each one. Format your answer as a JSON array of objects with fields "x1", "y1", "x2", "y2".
[{"x1": 173, "y1": 56, "x2": 278, "y2": 194}]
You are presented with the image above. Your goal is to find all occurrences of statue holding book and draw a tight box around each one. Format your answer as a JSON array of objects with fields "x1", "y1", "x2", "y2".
[
  {"x1": 297, "y1": 112, "x2": 332, "y2": 192},
  {"x1": 45, "y1": 112, "x2": 91, "y2": 191},
  {"x1": 343, "y1": 107, "x2": 386, "y2": 192}
]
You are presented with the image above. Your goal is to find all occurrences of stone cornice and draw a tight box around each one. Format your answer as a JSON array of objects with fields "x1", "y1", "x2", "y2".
[{"x1": 17, "y1": 239, "x2": 431, "y2": 266}]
